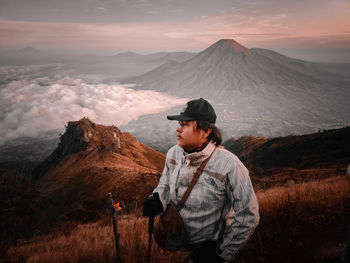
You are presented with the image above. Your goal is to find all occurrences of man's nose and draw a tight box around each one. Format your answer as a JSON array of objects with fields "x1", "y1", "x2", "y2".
[{"x1": 176, "y1": 126, "x2": 182, "y2": 133}]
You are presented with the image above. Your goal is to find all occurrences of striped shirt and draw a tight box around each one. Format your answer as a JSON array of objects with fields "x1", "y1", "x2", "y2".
[{"x1": 153, "y1": 142, "x2": 259, "y2": 261}]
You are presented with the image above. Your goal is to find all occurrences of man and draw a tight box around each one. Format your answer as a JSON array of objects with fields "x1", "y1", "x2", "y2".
[{"x1": 143, "y1": 98, "x2": 259, "y2": 262}]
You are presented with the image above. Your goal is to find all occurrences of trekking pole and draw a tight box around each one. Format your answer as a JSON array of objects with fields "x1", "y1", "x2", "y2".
[
  {"x1": 147, "y1": 215, "x2": 154, "y2": 263},
  {"x1": 108, "y1": 192, "x2": 122, "y2": 263}
]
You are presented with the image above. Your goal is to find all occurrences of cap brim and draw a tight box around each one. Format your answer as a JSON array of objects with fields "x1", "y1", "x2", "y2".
[{"x1": 167, "y1": 114, "x2": 195, "y2": 121}]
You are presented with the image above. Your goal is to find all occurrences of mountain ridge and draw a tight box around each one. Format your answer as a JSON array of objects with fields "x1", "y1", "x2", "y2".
[{"x1": 223, "y1": 126, "x2": 350, "y2": 175}]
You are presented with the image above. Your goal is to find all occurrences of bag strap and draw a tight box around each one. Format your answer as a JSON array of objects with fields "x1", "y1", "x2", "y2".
[{"x1": 178, "y1": 148, "x2": 215, "y2": 207}]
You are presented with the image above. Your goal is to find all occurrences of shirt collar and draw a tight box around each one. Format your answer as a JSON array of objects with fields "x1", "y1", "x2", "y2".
[{"x1": 183, "y1": 141, "x2": 216, "y2": 166}]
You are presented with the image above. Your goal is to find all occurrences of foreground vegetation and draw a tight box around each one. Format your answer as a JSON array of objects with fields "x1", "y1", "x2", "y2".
[{"x1": 5, "y1": 175, "x2": 350, "y2": 263}]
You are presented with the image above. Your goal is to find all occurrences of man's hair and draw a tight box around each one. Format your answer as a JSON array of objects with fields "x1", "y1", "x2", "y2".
[{"x1": 195, "y1": 120, "x2": 222, "y2": 146}]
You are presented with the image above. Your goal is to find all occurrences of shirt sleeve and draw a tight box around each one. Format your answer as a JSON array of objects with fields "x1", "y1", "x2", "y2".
[
  {"x1": 218, "y1": 157, "x2": 260, "y2": 261},
  {"x1": 152, "y1": 155, "x2": 172, "y2": 212}
]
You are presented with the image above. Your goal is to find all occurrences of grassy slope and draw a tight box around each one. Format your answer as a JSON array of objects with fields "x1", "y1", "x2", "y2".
[
  {"x1": 223, "y1": 126, "x2": 350, "y2": 173},
  {"x1": 6, "y1": 175, "x2": 350, "y2": 263}
]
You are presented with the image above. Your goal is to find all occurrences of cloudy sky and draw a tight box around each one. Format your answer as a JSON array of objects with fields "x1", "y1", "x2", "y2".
[{"x1": 0, "y1": 0, "x2": 349, "y2": 62}]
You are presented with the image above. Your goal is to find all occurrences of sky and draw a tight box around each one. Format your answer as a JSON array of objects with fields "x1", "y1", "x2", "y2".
[{"x1": 0, "y1": 0, "x2": 350, "y2": 61}]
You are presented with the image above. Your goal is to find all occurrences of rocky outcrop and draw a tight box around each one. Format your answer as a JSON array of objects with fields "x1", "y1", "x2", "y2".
[
  {"x1": 30, "y1": 118, "x2": 165, "y2": 222},
  {"x1": 33, "y1": 117, "x2": 166, "y2": 179},
  {"x1": 32, "y1": 118, "x2": 126, "y2": 179}
]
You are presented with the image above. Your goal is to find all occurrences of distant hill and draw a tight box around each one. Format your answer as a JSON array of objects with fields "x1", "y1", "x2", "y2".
[
  {"x1": 16, "y1": 46, "x2": 42, "y2": 54},
  {"x1": 0, "y1": 48, "x2": 197, "y2": 80},
  {"x1": 0, "y1": 46, "x2": 58, "y2": 65},
  {"x1": 223, "y1": 126, "x2": 350, "y2": 175},
  {"x1": 0, "y1": 130, "x2": 60, "y2": 163},
  {"x1": 74, "y1": 50, "x2": 197, "y2": 80}
]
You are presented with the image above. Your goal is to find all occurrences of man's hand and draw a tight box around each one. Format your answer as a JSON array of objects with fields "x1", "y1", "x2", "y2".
[
  {"x1": 191, "y1": 241, "x2": 226, "y2": 263},
  {"x1": 142, "y1": 192, "x2": 163, "y2": 216}
]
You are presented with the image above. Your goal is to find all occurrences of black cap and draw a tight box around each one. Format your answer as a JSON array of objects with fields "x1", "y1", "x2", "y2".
[{"x1": 167, "y1": 98, "x2": 217, "y2": 124}]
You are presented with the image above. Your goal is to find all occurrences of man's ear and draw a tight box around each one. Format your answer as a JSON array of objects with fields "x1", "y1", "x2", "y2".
[
  {"x1": 203, "y1": 128, "x2": 212, "y2": 140},
  {"x1": 193, "y1": 121, "x2": 198, "y2": 131}
]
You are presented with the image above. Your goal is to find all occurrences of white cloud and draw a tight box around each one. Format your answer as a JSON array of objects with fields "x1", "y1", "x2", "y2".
[{"x1": 0, "y1": 65, "x2": 187, "y2": 144}]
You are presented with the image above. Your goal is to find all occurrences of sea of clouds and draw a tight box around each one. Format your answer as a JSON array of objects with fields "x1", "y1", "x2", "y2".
[{"x1": 0, "y1": 64, "x2": 187, "y2": 144}]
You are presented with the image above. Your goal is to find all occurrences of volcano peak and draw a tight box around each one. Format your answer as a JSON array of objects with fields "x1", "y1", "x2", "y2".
[{"x1": 215, "y1": 39, "x2": 250, "y2": 54}]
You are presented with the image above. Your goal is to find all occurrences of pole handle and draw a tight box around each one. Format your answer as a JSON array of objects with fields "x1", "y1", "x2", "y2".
[
  {"x1": 148, "y1": 215, "x2": 154, "y2": 234},
  {"x1": 108, "y1": 192, "x2": 122, "y2": 263},
  {"x1": 147, "y1": 215, "x2": 154, "y2": 263}
]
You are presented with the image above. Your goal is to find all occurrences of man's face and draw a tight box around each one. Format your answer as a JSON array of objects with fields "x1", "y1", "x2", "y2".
[{"x1": 176, "y1": 121, "x2": 208, "y2": 152}]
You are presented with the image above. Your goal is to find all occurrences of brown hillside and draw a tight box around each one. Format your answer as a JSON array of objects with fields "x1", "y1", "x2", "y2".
[
  {"x1": 227, "y1": 136, "x2": 268, "y2": 160},
  {"x1": 223, "y1": 126, "x2": 350, "y2": 176},
  {"x1": 33, "y1": 118, "x2": 165, "y2": 222}
]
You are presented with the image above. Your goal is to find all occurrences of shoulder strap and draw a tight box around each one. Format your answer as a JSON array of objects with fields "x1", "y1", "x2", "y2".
[{"x1": 178, "y1": 148, "x2": 215, "y2": 207}]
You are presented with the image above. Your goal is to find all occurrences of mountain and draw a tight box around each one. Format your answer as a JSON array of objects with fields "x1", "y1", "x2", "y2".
[
  {"x1": 126, "y1": 39, "x2": 349, "y2": 106},
  {"x1": 223, "y1": 126, "x2": 350, "y2": 176},
  {"x1": 121, "y1": 39, "x2": 350, "y2": 151},
  {"x1": 0, "y1": 47, "x2": 196, "y2": 81},
  {"x1": 0, "y1": 131, "x2": 60, "y2": 163},
  {"x1": 74, "y1": 50, "x2": 197, "y2": 80},
  {"x1": 111, "y1": 51, "x2": 142, "y2": 60},
  {"x1": 0, "y1": 46, "x2": 61, "y2": 65},
  {"x1": 32, "y1": 118, "x2": 165, "y2": 221},
  {"x1": 16, "y1": 46, "x2": 42, "y2": 54}
]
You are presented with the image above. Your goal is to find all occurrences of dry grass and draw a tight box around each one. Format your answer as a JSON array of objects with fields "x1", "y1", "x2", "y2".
[
  {"x1": 6, "y1": 176, "x2": 350, "y2": 263},
  {"x1": 257, "y1": 175, "x2": 350, "y2": 227},
  {"x1": 6, "y1": 215, "x2": 182, "y2": 263}
]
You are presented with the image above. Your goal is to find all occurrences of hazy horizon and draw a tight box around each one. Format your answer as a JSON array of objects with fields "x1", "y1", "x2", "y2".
[
  {"x1": 1, "y1": 44, "x2": 350, "y2": 64},
  {"x1": 1, "y1": 0, "x2": 349, "y2": 63}
]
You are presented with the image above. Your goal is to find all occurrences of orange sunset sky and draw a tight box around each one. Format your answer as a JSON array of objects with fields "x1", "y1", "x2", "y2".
[{"x1": 0, "y1": 0, "x2": 349, "y2": 62}]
